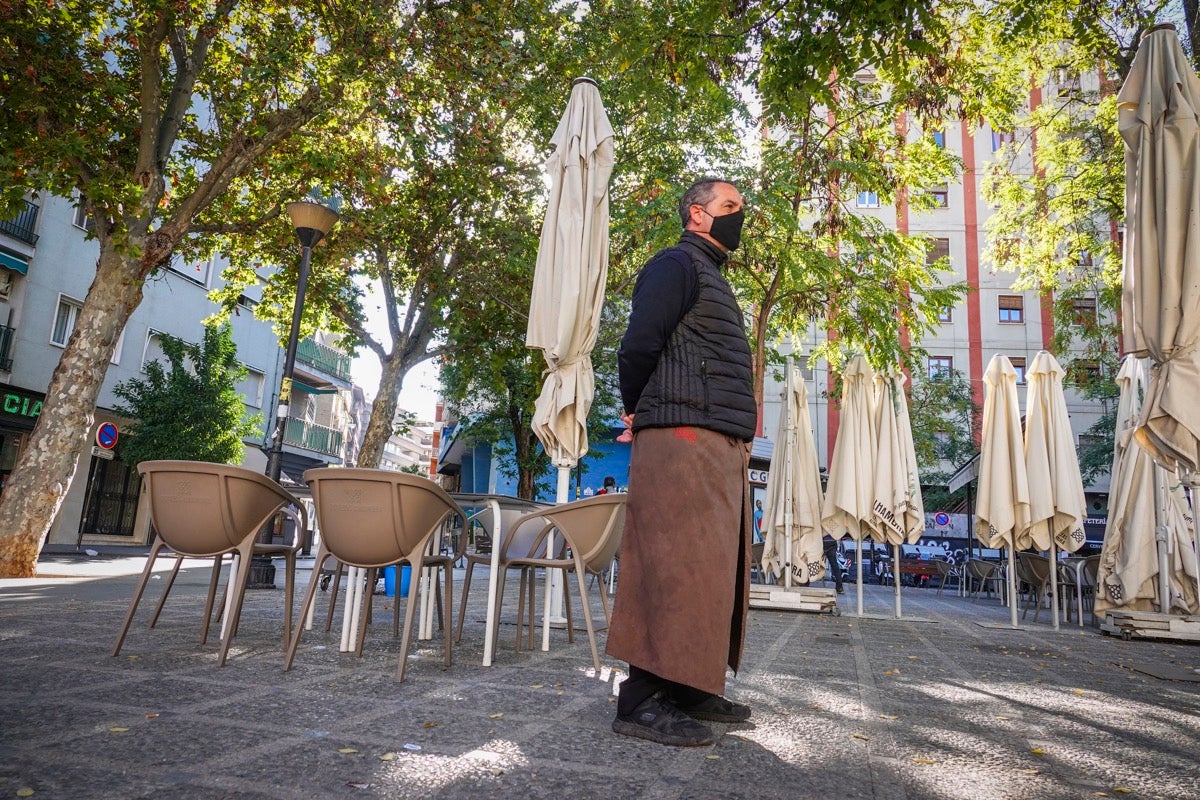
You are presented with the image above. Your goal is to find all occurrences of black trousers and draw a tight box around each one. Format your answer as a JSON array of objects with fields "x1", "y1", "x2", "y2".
[
  {"x1": 616, "y1": 665, "x2": 714, "y2": 717},
  {"x1": 823, "y1": 538, "x2": 843, "y2": 588}
]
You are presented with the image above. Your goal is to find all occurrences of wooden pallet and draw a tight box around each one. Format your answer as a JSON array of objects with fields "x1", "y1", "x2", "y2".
[
  {"x1": 749, "y1": 585, "x2": 839, "y2": 615},
  {"x1": 1100, "y1": 610, "x2": 1200, "y2": 642}
]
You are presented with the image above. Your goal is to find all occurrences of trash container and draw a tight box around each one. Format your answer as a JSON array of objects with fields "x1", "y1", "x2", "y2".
[{"x1": 383, "y1": 565, "x2": 411, "y2": 598}]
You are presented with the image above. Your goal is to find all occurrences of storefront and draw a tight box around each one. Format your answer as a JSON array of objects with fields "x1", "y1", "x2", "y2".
[{"x1": 0, "y1": 383, "x2": 42, "y2": 501}]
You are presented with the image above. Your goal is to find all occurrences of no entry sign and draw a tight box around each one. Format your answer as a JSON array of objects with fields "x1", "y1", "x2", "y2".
[{"x1": 96, "y1": 422, "x2": 119, "y2": 450}]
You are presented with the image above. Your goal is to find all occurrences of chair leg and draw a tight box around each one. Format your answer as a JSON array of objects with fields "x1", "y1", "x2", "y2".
[
  {"x1": 113, "y1": 542, "x2": 169, "y2": 656},
  {"x1": 325, "y1": 562, "x2": 343, "y2": 633},
  {"x1": 199, "y1": 556, "x2": 225, "y2": 644},
  {"x1": 392, "y1": 564, "x2": 403, "y2": 639},
  {"x1": 356, "y1": 568, "x2": 376, "y2": 658},
  {"x1": 572, "y1": 553, "x2": 601, "y2": 672},
  {"x1": 443, "y1": 563, "x2": 453, "y2": 669},
  {"x1": 515, "y1": 569, "x2": 528, "y2": 653},
  {"x1": 216, "y1": 541, "x2": 256, "y2": 667},
  {"x1": 281, "y1": 551, "x2": 296, "y2": 651},
  {"x1": 396, "y1": 554, "x2": 426, "y2": 683},
  {"x1": 286, "y1": 545, "x2": 330, "y2": 671},
  {"x1": 148, "y1": 554, "x2": 186, "y2": 629},
  {"x1": 455, "y1": 561, "x2": 475, "y2": 643},
  {"x1": 562, "y1": 567, "x2": 574, "y2": 644},
  {"x1": 596, "y1": 572, "x2": 612, "y2": 625}
]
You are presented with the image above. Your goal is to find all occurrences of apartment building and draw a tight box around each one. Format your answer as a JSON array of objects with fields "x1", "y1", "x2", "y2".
[{"x1": 0, "y1": 192, "x2": 353, "y2": 550}]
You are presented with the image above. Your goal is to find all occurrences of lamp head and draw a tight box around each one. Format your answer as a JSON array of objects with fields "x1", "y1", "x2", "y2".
[{"x1": 287, "y1": 200, "x2": 339, "y2": 249}]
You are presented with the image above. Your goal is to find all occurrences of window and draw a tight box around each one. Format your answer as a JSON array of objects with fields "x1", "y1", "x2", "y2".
[
  {"x1": 856, "y1": 191, "x2": 881, "y2": 208},
  {"x1": 928, "y1": 356, "x2": 953, "y2": 380},
  {"x1": 929, "y1": 184, "x2": 949, "y2": 208},
  {"x1": 1010, "y1": 356, "x2": 1026, "y2": 384},
  {"x1": 991, "y1": 130, "x2": 1015, "y2": 152},
  {"x1": 168, "y1": 255, "x2": 214, "y2": 287},
  {"x1": 51, "y1": 295, "x2": 82, "y2": 346},
  {"x1": 998, "y1": 294, "x2": 1024, "y2": 323},
  {"x1": 72, "y1": 204, "x2": 96, "y2": 233},
  {"x1": 1072, "y1": 297, "x2": 1098, "y2": 328},
  {"x1": 236, "y1": 367, "x2": 266, "y2": 408},
  {"x1": 937, "y1": 307, "x2": 953, "y2": 323},
  {"x1": 1056, "y1": 66, "x2": 1081, "y2": 99},
  {"x1": 931, "y1": 131, "x2": 945, "y2": 148},
  {"x1": 926, "y1": 237, "x2": 950, "y2": 267},
  {"x1": 1069, "y1": 359, "x2": 1101, "y2": 387},
  {"x1": 1078, "y1": 251, "x2": 1093, "y2": 267},
  {"x1": 141, "y1": 331, "x2": 167, "y2": 370}
]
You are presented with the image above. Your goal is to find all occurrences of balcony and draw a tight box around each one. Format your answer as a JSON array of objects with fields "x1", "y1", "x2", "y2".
[
  {"x1": 0, "y1": 200, "x2": 40, "y2": 246},
  {"x1": 0, "y1": 324, "x2": 13, "y2": 371},
  {"x1": 296, "y1": 337, "x2": 351, "y2": 381},
  {"x1": 284, "y1": 416, "x2": 343, "y2": 457}
]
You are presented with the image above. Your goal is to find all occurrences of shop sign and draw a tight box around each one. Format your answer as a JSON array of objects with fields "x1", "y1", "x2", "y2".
[{"x1": 1, "y1": 390, "x2": 42, "y2": 420}]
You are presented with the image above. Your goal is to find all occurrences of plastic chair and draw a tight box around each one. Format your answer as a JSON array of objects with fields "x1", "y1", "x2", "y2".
[
  {"x1": 965, "y1": 558, "x2": 1004, "y2": 601},
  {"x1": 493, "y1": 494, "x2": 627, "y2": 671},
  {"x1": 112, "y1": 460, "x2": 307, "y2": 666},
  {"x1": 285, "y1": 468, "x2": 466, "y2": 681},
  {"x1": 454, "y1": 500, "x2": 553, "y2": 644},
  {"x1": 931, "y1": 558, "x2": 960, "y2": 596},
  {"x1": 1060, "y1": 555, "x2": 1100, "y2": 626},
  {"x1": 1016, "y1": 552, "x2": 1053, "y2": 622}
]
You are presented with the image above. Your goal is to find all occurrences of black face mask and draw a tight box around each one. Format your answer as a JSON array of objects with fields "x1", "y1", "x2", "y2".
[{"x1": 704, "y1": 207, "x2": 745, "y2": 252}]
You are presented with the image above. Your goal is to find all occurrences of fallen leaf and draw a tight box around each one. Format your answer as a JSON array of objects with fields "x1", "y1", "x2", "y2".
[
  {"x1": 913, "y1": 758, "x2": 936, "y2": 765},
  {"x1": 488, "y1": 713, "x2": 504, "y2": 719},
  {"x1": 530, "y1": 684, "x2": 544, "y2": 689},
  {"x1": 705, "y1": 755, "x2": 720, "y2": 760},
  {"x1": 380, "y1": 753, "x2": 396, "y2": 762},
  {"x1": 1030, "y1": 748, "x2": 1046, "y2": 756},
  {"x1": 1020, "y1": 769, "x2": 1039, "y2": 775},
  {"x1": 346, "y1": 781, "x2": 369, "y2": 789},
  {"x1": 995, "y1": 716, "x2": 1010, "y2": 720},
  {"x1": 883, "y1": 670, "x2": 896, "y2": 676},
  {"x1": 1112, "y1": 789, "x2": 1133, "y2": 794},
  {"x1": 907, "y1": 655, "x2": 917, "y2": 660},
  {"x1": 879, "y1": 714, "x2": 898, "y2": 720},
  {"x1": 422, "y1": 722, "x2": 437, "y2": 729},
  {"x1": 145, "y1": 713, "x2": 159, "y2": 719},
  {"x1": 556, "y1": 691, "x2": 565, "y2": 697},
  {"x1": 852, "y1": 733, "x2": 869, "y2": 741},
  {"x1": 108, "y1": 727, "x2": 129, "y2": 733},
  {"x1": 16, "y1": 789, "x2": 34, "y2": 798},
  {"x1": 338, "y1": 748, "x2": 359, "y2": 754}
]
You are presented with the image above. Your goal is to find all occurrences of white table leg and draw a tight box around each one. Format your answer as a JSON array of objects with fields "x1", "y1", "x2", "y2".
[{"x1": 481, "y1": 500, "x2": 501, "y2": 667}]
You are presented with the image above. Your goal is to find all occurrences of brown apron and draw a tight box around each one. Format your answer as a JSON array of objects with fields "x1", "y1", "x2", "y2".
[{"x1": 605, "y1": 426, "x2": 752, "y2": 696}]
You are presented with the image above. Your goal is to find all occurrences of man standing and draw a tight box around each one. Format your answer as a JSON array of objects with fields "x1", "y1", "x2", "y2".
[{"x1": 606, "y1": 178, "x2": 758, "y2": 747}]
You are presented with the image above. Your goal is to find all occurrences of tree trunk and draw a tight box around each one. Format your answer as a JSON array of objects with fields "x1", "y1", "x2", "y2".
[
  {"x1": 0, "y1": 241, "x2": 146, "y2": 576},
  {"x1": 357, "y1": 354, "x2": 406, "y2": 469}
]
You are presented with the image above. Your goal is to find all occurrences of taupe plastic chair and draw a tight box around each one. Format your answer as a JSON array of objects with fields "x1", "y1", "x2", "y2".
[
  {"x1": 454, "y1": 501, "x2": 553, "y2": 644},
  {"x1": 285, "y1": 468, "x2": 466, "y2": 681},
  {"x1": 931, "y1": 558, "x2": 960, "y2": 596},
  {"x1": 113, "y1": 460, "x2": 307, "y2": 666},
  {"x1": 1016, "y1": 552, "x2": 1053, "y2": 622},
  {"x1": 965, "y1": 558, "x2": 1004, "y2": 601},
  {"x1": 493, "y1": 494, "x2": 627, "y2": 671}
]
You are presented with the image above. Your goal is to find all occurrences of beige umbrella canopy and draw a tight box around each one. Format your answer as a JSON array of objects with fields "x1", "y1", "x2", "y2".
[
  {"x1": 822, "y1": 354, "x2": 878, "y2": 614},
  {"x1": 761, "y1": 361, "x2": 826, "y2": 586},
  {"x1": 872, "y1": 369, "x2": 924, "y2": 547},
  {"x1": 526, "y1": 78, "x2": 615, "y2": 472},
  {"x1": 1118, "y1": 24, "x2": 1200, "y2": 474},
  {"x1": 1022, "y1": 351, "x2": 1087, "y2": 555},
  {"x1": 976, "y1": 354, "x2": 1029, "y2": 628},
  {"x1": 872, "y1": 369, "x2": 925, "y2": 619},
  {"x1": 1096, "y1": 357, "x2": 1199, "y2": 615}
]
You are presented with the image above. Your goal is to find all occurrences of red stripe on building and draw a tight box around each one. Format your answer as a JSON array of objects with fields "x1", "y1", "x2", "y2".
[{"x1": 961, "y1": 123, "x2": 985, "y2": 427}]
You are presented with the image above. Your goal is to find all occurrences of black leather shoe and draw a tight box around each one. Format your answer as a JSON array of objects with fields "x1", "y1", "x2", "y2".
[
  {"x1": 612, "y1": 691, "x2": 714, "y2": 746},
  {"x1": 674, "y1": 693, "x2": 752, "y2": 723},
  {"x1": 836, "y1": 584, "x2": 845, "y2": 594}
]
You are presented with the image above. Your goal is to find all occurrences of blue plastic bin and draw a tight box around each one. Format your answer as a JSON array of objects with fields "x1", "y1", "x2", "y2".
[{"x1": 383, "y1": 565, "x2": 411, "y2": 597}]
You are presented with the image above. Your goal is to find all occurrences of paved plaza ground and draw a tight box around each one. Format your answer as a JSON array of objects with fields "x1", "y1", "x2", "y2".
[{"x1": 1, "y1": 552, "x2": 1198, "y2": 799}]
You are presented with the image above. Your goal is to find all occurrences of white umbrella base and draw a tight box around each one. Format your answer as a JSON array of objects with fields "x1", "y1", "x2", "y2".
[
  {"x1": 1100, "y1": 609, "x2": 1200, "y2": 641},
  {"x1": 749, "y1": 585, "x2": 839, "y2": 614}
]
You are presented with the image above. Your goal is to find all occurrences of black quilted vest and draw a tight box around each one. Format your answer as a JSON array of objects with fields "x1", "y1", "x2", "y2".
[{"x1": 632, "y1": 239, "x2": 757, "y2": 441}]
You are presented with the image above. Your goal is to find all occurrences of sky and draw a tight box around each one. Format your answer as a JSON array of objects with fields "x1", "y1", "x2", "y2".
[{"x1": 348, "y1": 280, "x2": 442, "y2": 422}]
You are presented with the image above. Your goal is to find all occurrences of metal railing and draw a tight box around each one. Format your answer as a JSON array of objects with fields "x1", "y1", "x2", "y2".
[
  {"x1": 296, "y1": 337, "x2": 351, "y2": 380},
  {"x1": 0, "y1": 324, "x2": 14, "y2": 371},
  {"x1": 283, "y1": 416, "x2": 343, "y2": 457},
  {"x1": 0, "y1": 200, "x2": 40, "y2": 246}
]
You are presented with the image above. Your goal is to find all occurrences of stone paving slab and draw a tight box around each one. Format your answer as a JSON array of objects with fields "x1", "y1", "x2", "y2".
[{"x1": 1, "y1": 556, "x2": 1198, "y2": 799}]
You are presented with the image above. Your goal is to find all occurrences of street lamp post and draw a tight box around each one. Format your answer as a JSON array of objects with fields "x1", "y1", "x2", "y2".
[{"x1": 249, "y1": 198, "x2": 339, "y2": 589}]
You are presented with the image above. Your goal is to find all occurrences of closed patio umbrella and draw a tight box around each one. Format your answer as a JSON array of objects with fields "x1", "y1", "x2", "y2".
[
  {"x1": 872, "y1": 368, "x2": 924, "y2": 618},
  {"x1": 1096, "y1": 357, "x2": 1199, "y2": 616},
  {"x1": 525, "y1": 77, "x2": 614, "y2": 650},
  {"x1": 822, "y1": 354, "x2": 878, "y2": 615},
  {"x1": 761, "y1": 358, "x2": 826, "y2": 588},
  {"x1": 975, "y1": 354, "x2": 1029, "y2": 628},
  {"x1": 1022, "y1": 351, "x2": 1087, "y2": 630},
  {"x1": 1118, "y1": 24, "x2": 1200, "y2": 474}
]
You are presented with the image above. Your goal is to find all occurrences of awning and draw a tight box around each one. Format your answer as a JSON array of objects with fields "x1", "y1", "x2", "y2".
[
  {"x1": 291, "y1": 377, "x2": 339, "y2": 395},
  {"x1": 0, "y1": 249, "x2": 29, "y2": 275}
]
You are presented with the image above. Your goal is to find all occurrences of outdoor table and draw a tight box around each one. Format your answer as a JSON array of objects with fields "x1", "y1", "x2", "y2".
[{"x1": 449, "y1": 493, "x2": 550, "y2": 666}]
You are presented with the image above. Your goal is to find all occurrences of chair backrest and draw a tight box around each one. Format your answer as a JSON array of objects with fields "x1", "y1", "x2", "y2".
[
  {"x1": 1081, "y1": 554, "x2": 1100, "y2": 587},
  {"x1": 139, "y1": 460, "x2": 295, "y2": 556},
  {"x1": 1017, "y1": 552, "x2": 1051, "y2": 584},
  {"x1": 966, "y1": 559, "x2": 994, "y2": 580},
  {"x1": 537, "y1": 494, "x2": 627, "y2": 572},
  {"x1": 304, "y1": 468, "x2": 463, "y2": 568}
]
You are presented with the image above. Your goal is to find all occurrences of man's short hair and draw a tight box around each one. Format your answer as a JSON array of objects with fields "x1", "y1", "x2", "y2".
[{"x1": 678, "y1": 177, "x2": 735, "y2": 228}]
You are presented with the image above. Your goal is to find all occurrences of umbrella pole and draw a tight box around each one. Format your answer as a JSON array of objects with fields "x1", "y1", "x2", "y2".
[
  {"x1": 1188, "y1": 471, "x2": 1200, "y2": 613},
  {"x1": 1048, "y1": 542, "x2": 1060, "y2": 631},
  {"x1": 1008, "y1": 547, "x2": 1019, "y2": 629},
  {"x1": 542, "y1": 462, "x2": 571, "y2": 652},
  {"x1": 856, "y1": 525, "x2": 864, "y2": 617},
  {"x1": 1155, "y1": 466, "x2": 1172, "y2": 613},
  {"x1": 893, "y1": 543, "x2": 902, "y2": 619},
  {"x1": 783, "y1": 357, "x2": 795, "y2": 591}
]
